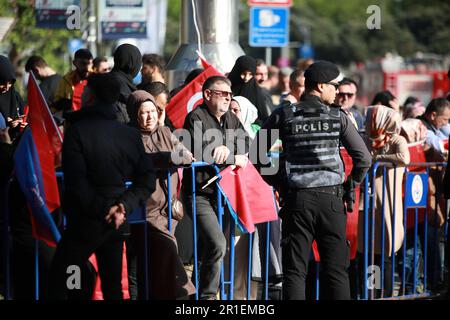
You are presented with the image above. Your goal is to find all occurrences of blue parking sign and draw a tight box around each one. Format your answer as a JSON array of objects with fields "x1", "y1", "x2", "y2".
[{"x1": 249, "y1": 7, "x2": 289, "y2": 47}]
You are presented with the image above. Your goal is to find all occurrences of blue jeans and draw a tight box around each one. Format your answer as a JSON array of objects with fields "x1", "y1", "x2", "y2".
[{"x1": 401, "y1": 236, "x2": 424, "y2": 294}]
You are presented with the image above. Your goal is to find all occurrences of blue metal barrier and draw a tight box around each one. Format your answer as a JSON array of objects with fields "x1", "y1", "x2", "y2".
[
  {"x1": 362, "y1": 161, "x2": 447, "y2": 300},
  {"x1": 2, "y1": 162, "x2": 280, "y2": 301}
]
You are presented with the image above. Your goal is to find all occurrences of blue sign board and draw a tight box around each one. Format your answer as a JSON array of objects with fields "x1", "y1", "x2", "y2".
[
  {"x1": 100, "y1": 22, "x2": 147, "y2": 40},
  {"x1": 405, "y1": 172, "x2": 428, "y2": 208},
  {"x1": 249, "y1": 7, "x2": 289, "y2": 47},
  {"x1": 68, "y1": 39, "x2": 84, "y2": 54},
  {"x1": 35, "y1": 0, "x2": 80, "y2": 29},
  {"x1": 299, "y1": 44, "x2": 314, "y2": 59}
]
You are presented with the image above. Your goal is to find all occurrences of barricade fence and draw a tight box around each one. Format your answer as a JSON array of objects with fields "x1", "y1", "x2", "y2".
[
  {"x1": 1, "y1": 161, "x2": 448, "y2": 300},
  {"x1": 359, "y1": 161, "x2": 448, "y2": 300}
]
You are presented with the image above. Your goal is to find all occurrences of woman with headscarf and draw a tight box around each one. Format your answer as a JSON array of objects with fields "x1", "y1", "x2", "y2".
[
  {"x1": 358, "y1": 104, "x2": 410, "y2": 298},
  {"x1": 228, "y1": 55, "x2": 272, "y2": 125},
  {"x1": 230, "y1": 96, "x2": 259, "y2": 139},
  {"x1": 126, "y1": 90, "x2": 196, "y2": 299},
  {"x1": 110, "y1": 44, "x2": 142, "y2": 124},
  {"x1": 0, "y1": 55, "x2": 25, "y2": 136}
]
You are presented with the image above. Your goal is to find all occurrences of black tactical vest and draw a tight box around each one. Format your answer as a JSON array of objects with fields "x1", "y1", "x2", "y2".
[{"x1": 280, "y1": 100, "x2": 344, "y2": 189}]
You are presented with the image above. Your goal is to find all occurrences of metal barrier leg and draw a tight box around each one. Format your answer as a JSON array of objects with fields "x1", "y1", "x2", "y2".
[
  {"x1": 391, "y1": 167, "x2": 397, "y2": 297},
  {"x1": 247, "y1": 232, "x2": 253, "y2": 300},
  {"x1": 363, "y1": 174, "x2": 369, "y2": 300},
  {"x1": 228, "y1": 217, "x2": 235, "y2": 300},
  {"x1": 217, "y1": 191, "x2": 226, "y2": 300},
  {"x1": 380, "y1": 167, "x2": 387, "y2": 298},
  {"x1": 413, "y1": 208, "x2": 419, "y2": 294},
  {"x1": 191, "y1": 167, "x2": 199, "y2": 300},
  {"x1": 263, "y1": 221, "x2": 270, "y2": 300},
  {"x1": 402, "y1": 182, "x2": 407, "y2": 296},
  {"x1": 370, "y1": 166, "x2": 377, "y2": 300},
  {"x1": 35, "y1": 239, "x2": 39, "y2": 300},
  {"x1": 424, "y1": 168, "x2": 429, "y2": 293},
  {"x1": 315, "y1": 262, "x2": 320, "y2": 300}
]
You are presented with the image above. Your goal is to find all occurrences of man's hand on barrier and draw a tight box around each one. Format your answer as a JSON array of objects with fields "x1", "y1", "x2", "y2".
[
  {"x1": 343, "y1": 177, "x2": 356, "y2": 213},
  {"x1": 234, "y1": 154, "x2": 249, "y2": 169},
  {"x1": 213, "y1": 145, "x2": 230, "y2": 164}
]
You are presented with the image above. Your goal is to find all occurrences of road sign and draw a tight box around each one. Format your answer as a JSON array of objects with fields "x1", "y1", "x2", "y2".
[
  {"x1": 248, "y1": 0, "x2": 292, "y2": 6},
  {"x1": 98, "y1": 0, "x2": 147, "y2": 40},
  {"x1": 405, "y1": 173, "x2": 428, "y2": 208},
  {"x1": 299, "y1": 44, "x2": 314, "y2": 59},
  {"x1": 249, "y1": 7, "x2": 289, "y2": 47},
  {"x1": 35, "y1": 0, "x2": 80, "y2": 29},
  {"x1": 68, "y1": 39, "x2": 83, "y2": 54}
]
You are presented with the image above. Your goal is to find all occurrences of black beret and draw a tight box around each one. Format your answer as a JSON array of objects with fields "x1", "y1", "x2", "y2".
[{"x1": 304, "y1": 60, "x2": 340, "y2": 83}]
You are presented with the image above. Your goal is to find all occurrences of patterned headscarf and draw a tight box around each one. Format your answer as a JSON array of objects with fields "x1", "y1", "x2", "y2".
[
  {"x1": 365, "y1": 104, "x2": 401, "y2": 149},
  {"x1": 400, "y1": 118, "x2": 427, "y2": 144}
]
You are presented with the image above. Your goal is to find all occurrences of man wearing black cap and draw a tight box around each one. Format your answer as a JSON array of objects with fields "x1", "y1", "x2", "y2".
[
  {"x1": 49, "y1": 73, "x2": 156, "y2": 300},
  {"x1": 251, "y1": 60, "x2": 371, "y2": 300},
  {"x1": 53, "y1": 48, "x2": 93, "y2": 116}
]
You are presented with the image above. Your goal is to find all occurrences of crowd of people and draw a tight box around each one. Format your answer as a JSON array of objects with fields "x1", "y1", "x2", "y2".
[{"x1": 1, "y1": 43, "x2": 449, "y2": 300}]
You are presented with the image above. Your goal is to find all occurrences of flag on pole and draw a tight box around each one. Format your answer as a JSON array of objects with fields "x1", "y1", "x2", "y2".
[
  {"x1": 165, "y1": 56, "x2": 222, "y2": 129},
  {"x1": 13, "y1": 73, "x2": 63, "y2": 246},
  {"x1": 13, "y1": 129, "x2": 61, "y2": 246}
]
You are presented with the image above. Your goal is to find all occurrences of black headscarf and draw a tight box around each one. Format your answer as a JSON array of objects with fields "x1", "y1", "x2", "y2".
[
  {"x1": 227, "y1": 55, "x2": 270, "y2": 124},
  {"x1": 111, "y1": 44, "x2": 142, "y2": 100},
  {"x1": 0, "y1": 55, "x2": 24, "y2": 120}
]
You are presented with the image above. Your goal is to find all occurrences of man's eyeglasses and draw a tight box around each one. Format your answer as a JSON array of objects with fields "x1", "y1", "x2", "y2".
[
  {"x1": 209, "y1": 89, "x2": 233, "y2": 98},
  {"x1": 326, "y1": 82, "x2": 340, "y2": 90},
  {"x1": 338, "y1": 92, "x2": 355, "y2": 98}
]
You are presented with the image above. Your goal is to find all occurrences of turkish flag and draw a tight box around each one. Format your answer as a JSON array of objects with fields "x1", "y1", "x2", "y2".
[
  {"x1": 166, "y1": 64, "x2": 222, "y2": 129},
  {"x1": 27, "y1": 73, "x2": 63, "y2": 211},
  {"x1": 218, "y1": 163, "x2": 278, "y2": 233}
]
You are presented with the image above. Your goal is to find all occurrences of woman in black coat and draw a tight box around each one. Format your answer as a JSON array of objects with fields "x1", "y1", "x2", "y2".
[
  {"x1": 109, "y1": 44, "x2": 142, "y2": 124},
  {"x1": 227, "y1": 55, "x2": 272, "y2": 125}
]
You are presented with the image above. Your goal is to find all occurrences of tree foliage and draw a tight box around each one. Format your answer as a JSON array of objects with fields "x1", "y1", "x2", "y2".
[
  {"x1": 234, "y1": 0, "x2": 450, "y2": 65},
  {"x1": 0, "y1": 0, "x2": 81, "y2": 75},
  {"x1": 2, "y1": 0, "x2": 448, "y2": 73}
]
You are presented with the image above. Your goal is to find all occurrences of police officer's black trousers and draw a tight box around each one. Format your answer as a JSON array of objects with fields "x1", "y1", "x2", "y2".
[{"x1": 281, "y1": 189, "x2": 350, "y2": 300}]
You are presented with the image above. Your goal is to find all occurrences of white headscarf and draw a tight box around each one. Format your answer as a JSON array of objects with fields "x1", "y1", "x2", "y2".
[{"x1": 232, "y1": 95, "x2": 258, "y2": 139}]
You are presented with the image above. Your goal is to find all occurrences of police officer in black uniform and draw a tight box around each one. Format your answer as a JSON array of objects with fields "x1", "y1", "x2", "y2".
[{"x1": 251, "y1": 61, "x2": 372, "y2": 300}]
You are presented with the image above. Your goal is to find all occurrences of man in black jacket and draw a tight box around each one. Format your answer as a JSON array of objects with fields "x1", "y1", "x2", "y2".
[
  {"x1": 49, "y1": 73, "x2": 155, "y2": 300},
  {"x1": 182, "y1": 75, "x2": 249, "y2": 300}
]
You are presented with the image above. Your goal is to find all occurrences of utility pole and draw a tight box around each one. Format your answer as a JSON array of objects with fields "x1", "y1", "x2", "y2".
[{"x1": 81, "y1": 0, "x2": 97, "y2": 56}]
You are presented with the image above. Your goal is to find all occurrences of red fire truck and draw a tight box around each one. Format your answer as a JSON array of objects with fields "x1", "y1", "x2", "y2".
[{"x1": 353, "y1": 54, "x2": 450, "y2": 106}]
